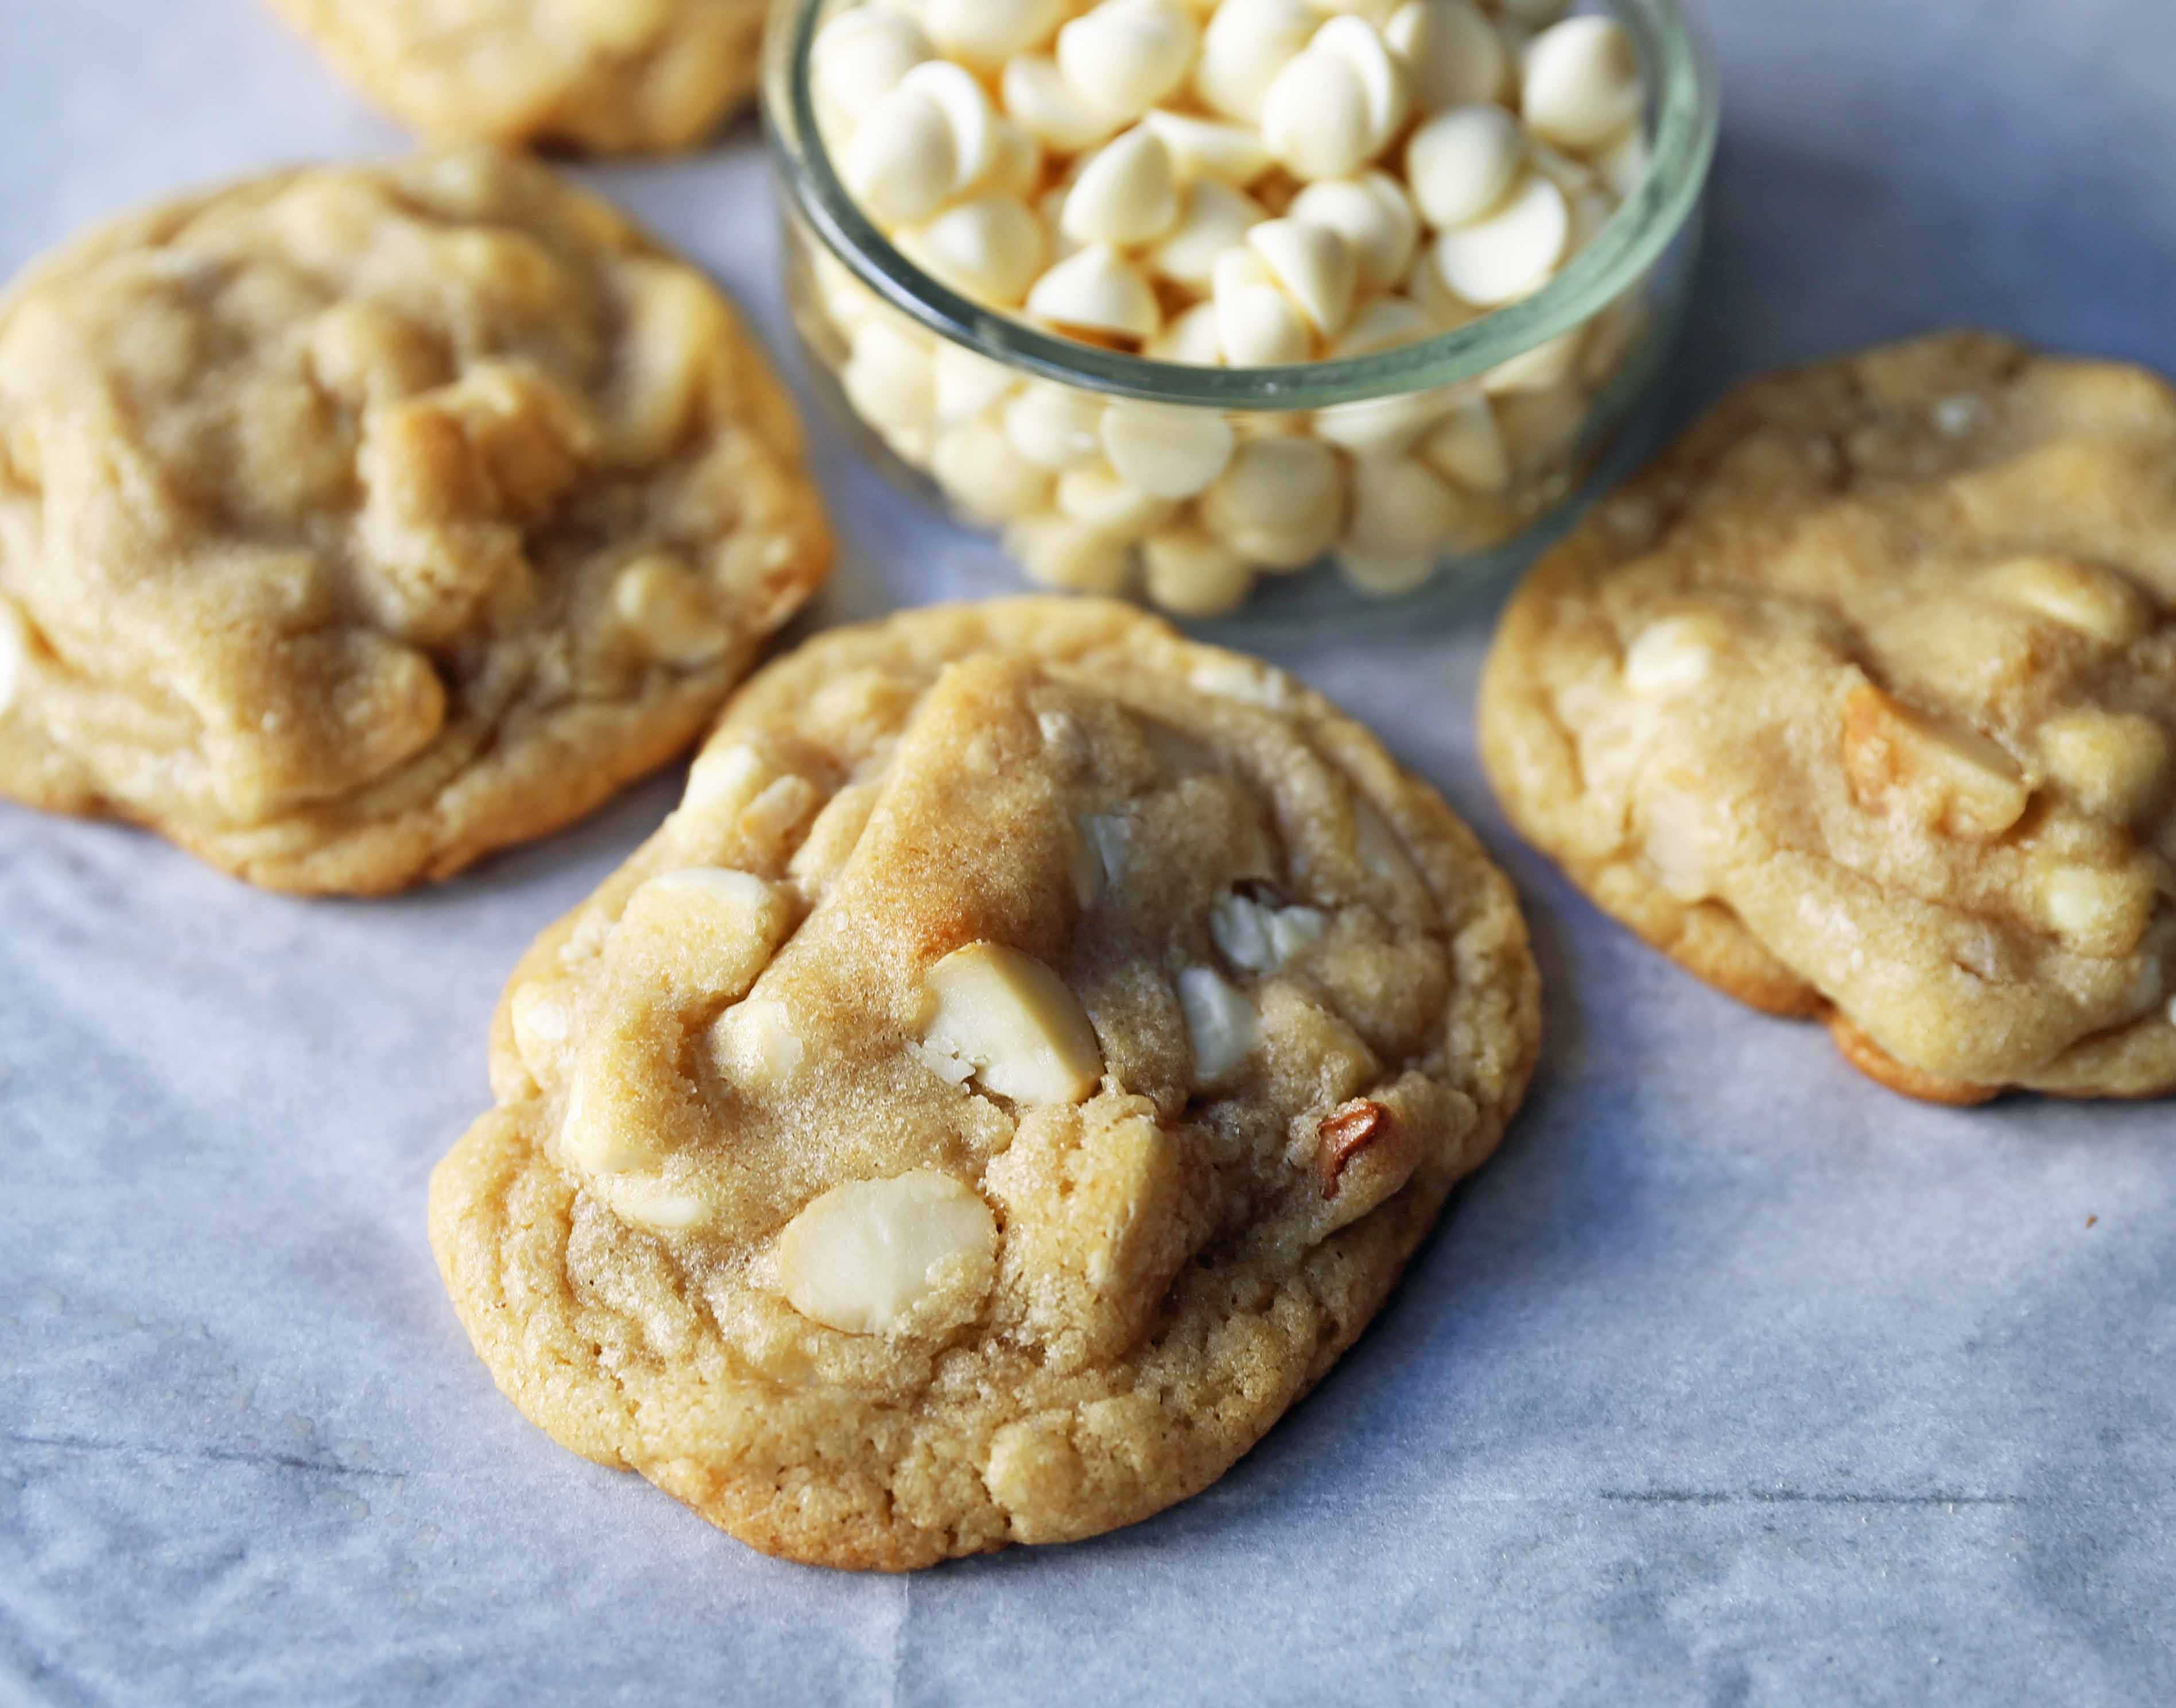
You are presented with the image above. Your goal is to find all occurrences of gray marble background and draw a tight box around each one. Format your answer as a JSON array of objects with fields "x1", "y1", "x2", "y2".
[{"x1": 3, "y1": 3, "x2": 2173, "y2": 1704}]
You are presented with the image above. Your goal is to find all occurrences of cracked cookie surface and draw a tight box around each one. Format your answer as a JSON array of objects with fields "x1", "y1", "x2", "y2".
[
  {"x1": 1480, "y1": 332, "x2": 2176, "y2": 1101},
  {"x1": 429, "y1": 597, "x2": 1539, "y2": 1568},
  {"x1": 269, "y1": 0, "x2": 767, "y2": 153},
  {"x1": 0, "y1": 148, "x2": 829, "y2": 892}
]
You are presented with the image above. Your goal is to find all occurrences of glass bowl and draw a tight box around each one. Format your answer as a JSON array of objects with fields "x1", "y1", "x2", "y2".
[{"x1": 762, "y1": 0, "x2": 1719, "y2": 624}]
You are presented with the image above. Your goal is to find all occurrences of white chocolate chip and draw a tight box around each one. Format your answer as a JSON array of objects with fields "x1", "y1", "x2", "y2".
[
  {"x1": 1977, "y1": 556, "x2": 2156, "y2": 647},
  {"x1": 1336, "y1": 546, "x2": 1437, "y2": 596},
  {"x1": 1429, "y1": 170, "x2": 1569, "y2": 305},
  {"x1": 1057, "y1": 0, "x2": 1201, "y2": 123},
  {"x1": 1261, "y1": 18, "x2": 1409, "y2": 183},
  {"x1": 1189, "y1": 655, "x2": 1290, "y2": 707},
  {"x1": 1213, "y1": 247, "x2": 1313, "y2": 365},
  {"x1": 931, "y1": 341, "x2": 1018, "y2": 425},
  {"x1": 1077, "y1": 810, "x2": 1133, "y2": 900},
  {"x1": 508, "y1": 980, "x2": 571, "y2": 1081},
  {"x1": 1143, "y1": 108, "x2": 1276, "y2": 184},
  {"x1": 899, "y1": 195, "x2": 1046, "y2": 306},
  {"x1": 1247, "y1": 217, "x2": 1359, "y2": 336},
  {"x1": 843, "y1": 62, "x2": 993, "y2": 224},
  {"x1": 1200, "y1": 436, "x2": 1348, "y2": 566},
  {"x1": 1211, "y1": 892, "x2": 1329, "y2": 971},
  {"x1": 1196, "y1": 0, "x2": 1318, "y2": 123},
  {"x1": 1177, "y1": 964, "x2": 1259, "y2": 1084},
  {"x1": 681, "y1": 742, "x2": 769, "y2": 817},
  {"x1": 1146, "y1": 300, "x2": 1228, "y2": 365},
  {"x1": 1025, "y1": 243, "x2": 1162, "y2": 342},
  {"x1": 1522, "y1": 16, "x2": 1643, "y2": 151},
  {"x1": 1064, "y1": 126, "x2": 1182, "y2": 245},
  {"x1": 1595, "y1": 122, "x2": 1650, "y2": 199},
  {"x1": 1313, "y1": 387, "x2": 1460, "y2": 459},
  {"x1": 713, "y1": 995, "x2": 804, "y2": 1089},
  {"x1": 841, "y1": 319, "x2": 936, "y2": 434},
  {"x1": 1056, "y1": 460, "x2": 1180, "y2": 537},
  {"x1": 812, "y1": 7, "x2": 935, "y2": 137},
  {"x1": 1142, "y1": 527, "x2": 1256, "y2": 615},
  {"x1": 1622, "y1": 615, "x2": 1722, "y2": 697},
  {"x1": 777, "y1": 1171, "x2": 998, "y2": 1336},
  {"x1": 1386, "y1": 0, "x2": 1506, "y2": 111},
  {"x1": 1150, "y1": 178, "x2": 1266, "y2": 290},
  {"x1": 1420, "y1": 395, "x2": 1511, "y2": 492},
  {"x1": 1289, "y1": 172, "x2": 1419, "y2": 293},
  {"x1": 1004, "y1": 381, "x2": 1106, "y2": 470},
  {"x1": 2039, "y1": 709, "x2": 2171, "y2": 823},
  {"x1": 1347, "y1": 455, "x2": 1465, "y2": 554},
  {"x1": 1001, "y1": 52, "x2": 1124, "y2": 153},
  {"x1": 931, "y1": 418, "x2": 1056, "y2": 522},
  {"x1": 1405, "y1": 103, "x2": 1526, "y2": 228},
  {"x1": 0, "y1": 595, "x2": 26, "y2": 717},
  {"x1": 599, "y1": 1175, "x2": 709, "y2": 1235},
  {"x1": 922, "y1": 940, "x2": 1105, "y2": 1103},
  {"x1": 919, "y1": 0, "x2": 1067, "y2": 72},
  {"x1": 1099, "y1": 401, "x2": 1236, "y2": 499},
  {"x1": 1004, "y1": 514, "x2": 1136, "y2": 592},
  {"x1": 612, "y1": 555, "x2": 728, "y2": 666},
  {"x1": 1331, "y1": 293, "x2": 1437, "y2": 357},
  {"x1": 2039, "y1": 863, "x2": 2155, "y2": 958}
]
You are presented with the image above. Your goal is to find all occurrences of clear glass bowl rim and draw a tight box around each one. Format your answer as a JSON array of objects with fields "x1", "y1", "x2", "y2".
[{"x1": 762, "y1": 0, "x2": 1721, "y2": 411}]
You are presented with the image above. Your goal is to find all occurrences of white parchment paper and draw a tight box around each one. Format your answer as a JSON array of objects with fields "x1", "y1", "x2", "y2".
[{"x1": 3, "y1": 3, "x2": 2174, "y2": 1703}]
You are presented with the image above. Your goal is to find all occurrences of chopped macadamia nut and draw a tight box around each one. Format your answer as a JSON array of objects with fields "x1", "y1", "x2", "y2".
[
  {"x1": 777, "y1": 1170, "x2": 998, "y2": 1336},
  {"x1": 922, "y1": 941, "x2": 1106, "y2": 1103}
]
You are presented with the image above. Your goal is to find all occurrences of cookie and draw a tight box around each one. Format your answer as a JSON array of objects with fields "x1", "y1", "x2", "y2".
[
  {"x1": 267, "y1": 0, "x2": 767, "y2": 154},
  {"x1": 429, "y1": 597, "x2": 1539, "y2": 1569},
  {"x1": 1480, "y1": 332, "x2": 2176, "y2": 1101},
  {"x1": 0, "y1": 149, "x2": 830, "y2": 894}
]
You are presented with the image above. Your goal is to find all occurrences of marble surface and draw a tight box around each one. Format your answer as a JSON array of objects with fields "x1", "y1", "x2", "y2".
[{"x1": 3, "y1": 3, "x2": 2174, "y2": 1703}]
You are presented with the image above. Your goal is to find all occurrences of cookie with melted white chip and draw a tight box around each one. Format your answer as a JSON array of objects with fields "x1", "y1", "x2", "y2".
[
  {"x1": 430, "y1": 597, "x2": 1539, "y2": 1568},
  {"x1": 267, "y1": 0, "x2": 769, "y2": 154},
  {"x1": 1481, "y1": 332, "x2": 2176, "y2": 1102},
  {"x1": 0, "y1": 149, "x2": 829, "y2": 892}
]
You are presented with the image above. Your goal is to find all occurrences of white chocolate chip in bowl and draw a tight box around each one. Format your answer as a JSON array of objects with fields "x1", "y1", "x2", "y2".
[
  {"x1": 1150, "y1": 178, "x2": 1266, "y2": 291},
  {"x1": 1522, "y1": 15, "x2": 1644, "y2": 152},
  {"x1": 1406, "y1": 103, "x2": 1527, "y2": 228},
  {"x1": 1386, "y1": 0, "x2": 1507, "y2": 112},
  {"x1": 777, "y1": 1170, "x2": 998, "y2": 1337},
  {"x1": 921, "y1": 941, "x2": 1106, "y2": 1103},
  {"x1": 1260, "y1": 17, "x2": 1408, "y2": 183},
  {"x1": 1025, "y1": 243, "x2": 1163, "y2": 343},
  {"x1": 1056, "y1": 461, "x2": 1180, "y2": 538},
  {"x1": 1420, "y1": 395, "x2": 1511, "y2": 492},
  {"x1": 1143, "y1": 108, "x2": 1276, "y2": 185},
  {"x1": 931, "y1": 342, "x2": 1017, "y2": 425},
  {"x1": 1004, "y1": 382, "x2": 1106, "y2": 470},
  {"x1": 1057, "y1": 0, "x2": 1201, "y2": 124},
  {"x1": 1063, "y1": 126, "x2": 1182, "y2": 246},
  {"x1": 1005, "y1": 515, "x2": 1137, "y2": 593},
  {"x1": 897, "y1": 195, "x2": 1046, "y2": 306},
  {"x1": 1000, "y1": 52, "x2": 1124, "y2": 154},
  {"x1": 1247, "y1": 218, "x2": 1359, "y2": 337},
  {"x1": 1196, "y1": 0, "x2": 1320, "y2": 123},
  {"x1": 811, "y1": 7, "x2": 935, "y2": 141},
  {"x1": 1142, "y1": 527, "x2": 1258, "y2": 615},
  {"x1": 1212, "y1": 247, "x2": 1313, "y2": 366},
  {"x1": 1100, "y1": 401, "x2": 1236, "y2": 499},
  {"x1": 1429, "y1": 171, "x2": 1570, "y2": 306},
  {"x1": 930, "y1": 419, "x2": 1055, "y2": 523},
  {"x1": 917, "y1": 0, "x2": 1068, "y2": 73},
  {"x1": 841, "y1": 61, "x2": 993, "y2": 224},
  {"x1": 1200, "y1": 436, "x2": 1348, "y2": 568},
  {"x1": 1289, "y1": 172, "x2": 1419, "y2": 293}
]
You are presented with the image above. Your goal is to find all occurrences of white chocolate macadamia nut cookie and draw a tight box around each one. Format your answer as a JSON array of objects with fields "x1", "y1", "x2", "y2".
[
  {"x1": 801, "y1": 0, "x2": 1653, "y2": 611},
  {"x1": 430, "y1": 598, "x2": 1539, "y2": 1567},
  {"x1": 0, "y1": 150, "x2": 830, "y2": 892},
  {"x1": 1480, "y1": 333, "x2": 2176, "y2": 1103},
  {"x1": 267, "y1": 0, "x2": 770, "y2": 154}
]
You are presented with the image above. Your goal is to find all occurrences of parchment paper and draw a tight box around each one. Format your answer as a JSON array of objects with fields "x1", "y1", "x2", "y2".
[{"x1": 3, "y1": 3, "x2": 2173, "y2": 1702}]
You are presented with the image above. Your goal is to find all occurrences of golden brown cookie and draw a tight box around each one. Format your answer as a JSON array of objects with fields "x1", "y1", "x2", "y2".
[
  {"x1": 1480, "y1": 332, "x2": 2176, "y2": 1101},
  {"x1": 0, "y1": 149, "x2": 829, "y2": 893},
  {"x1": 267, "y1": 0, "x2": 767, "y2": 154},
  {"x1": 430, "y1": 598, "x2": 1539, "y2": 1569}
]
